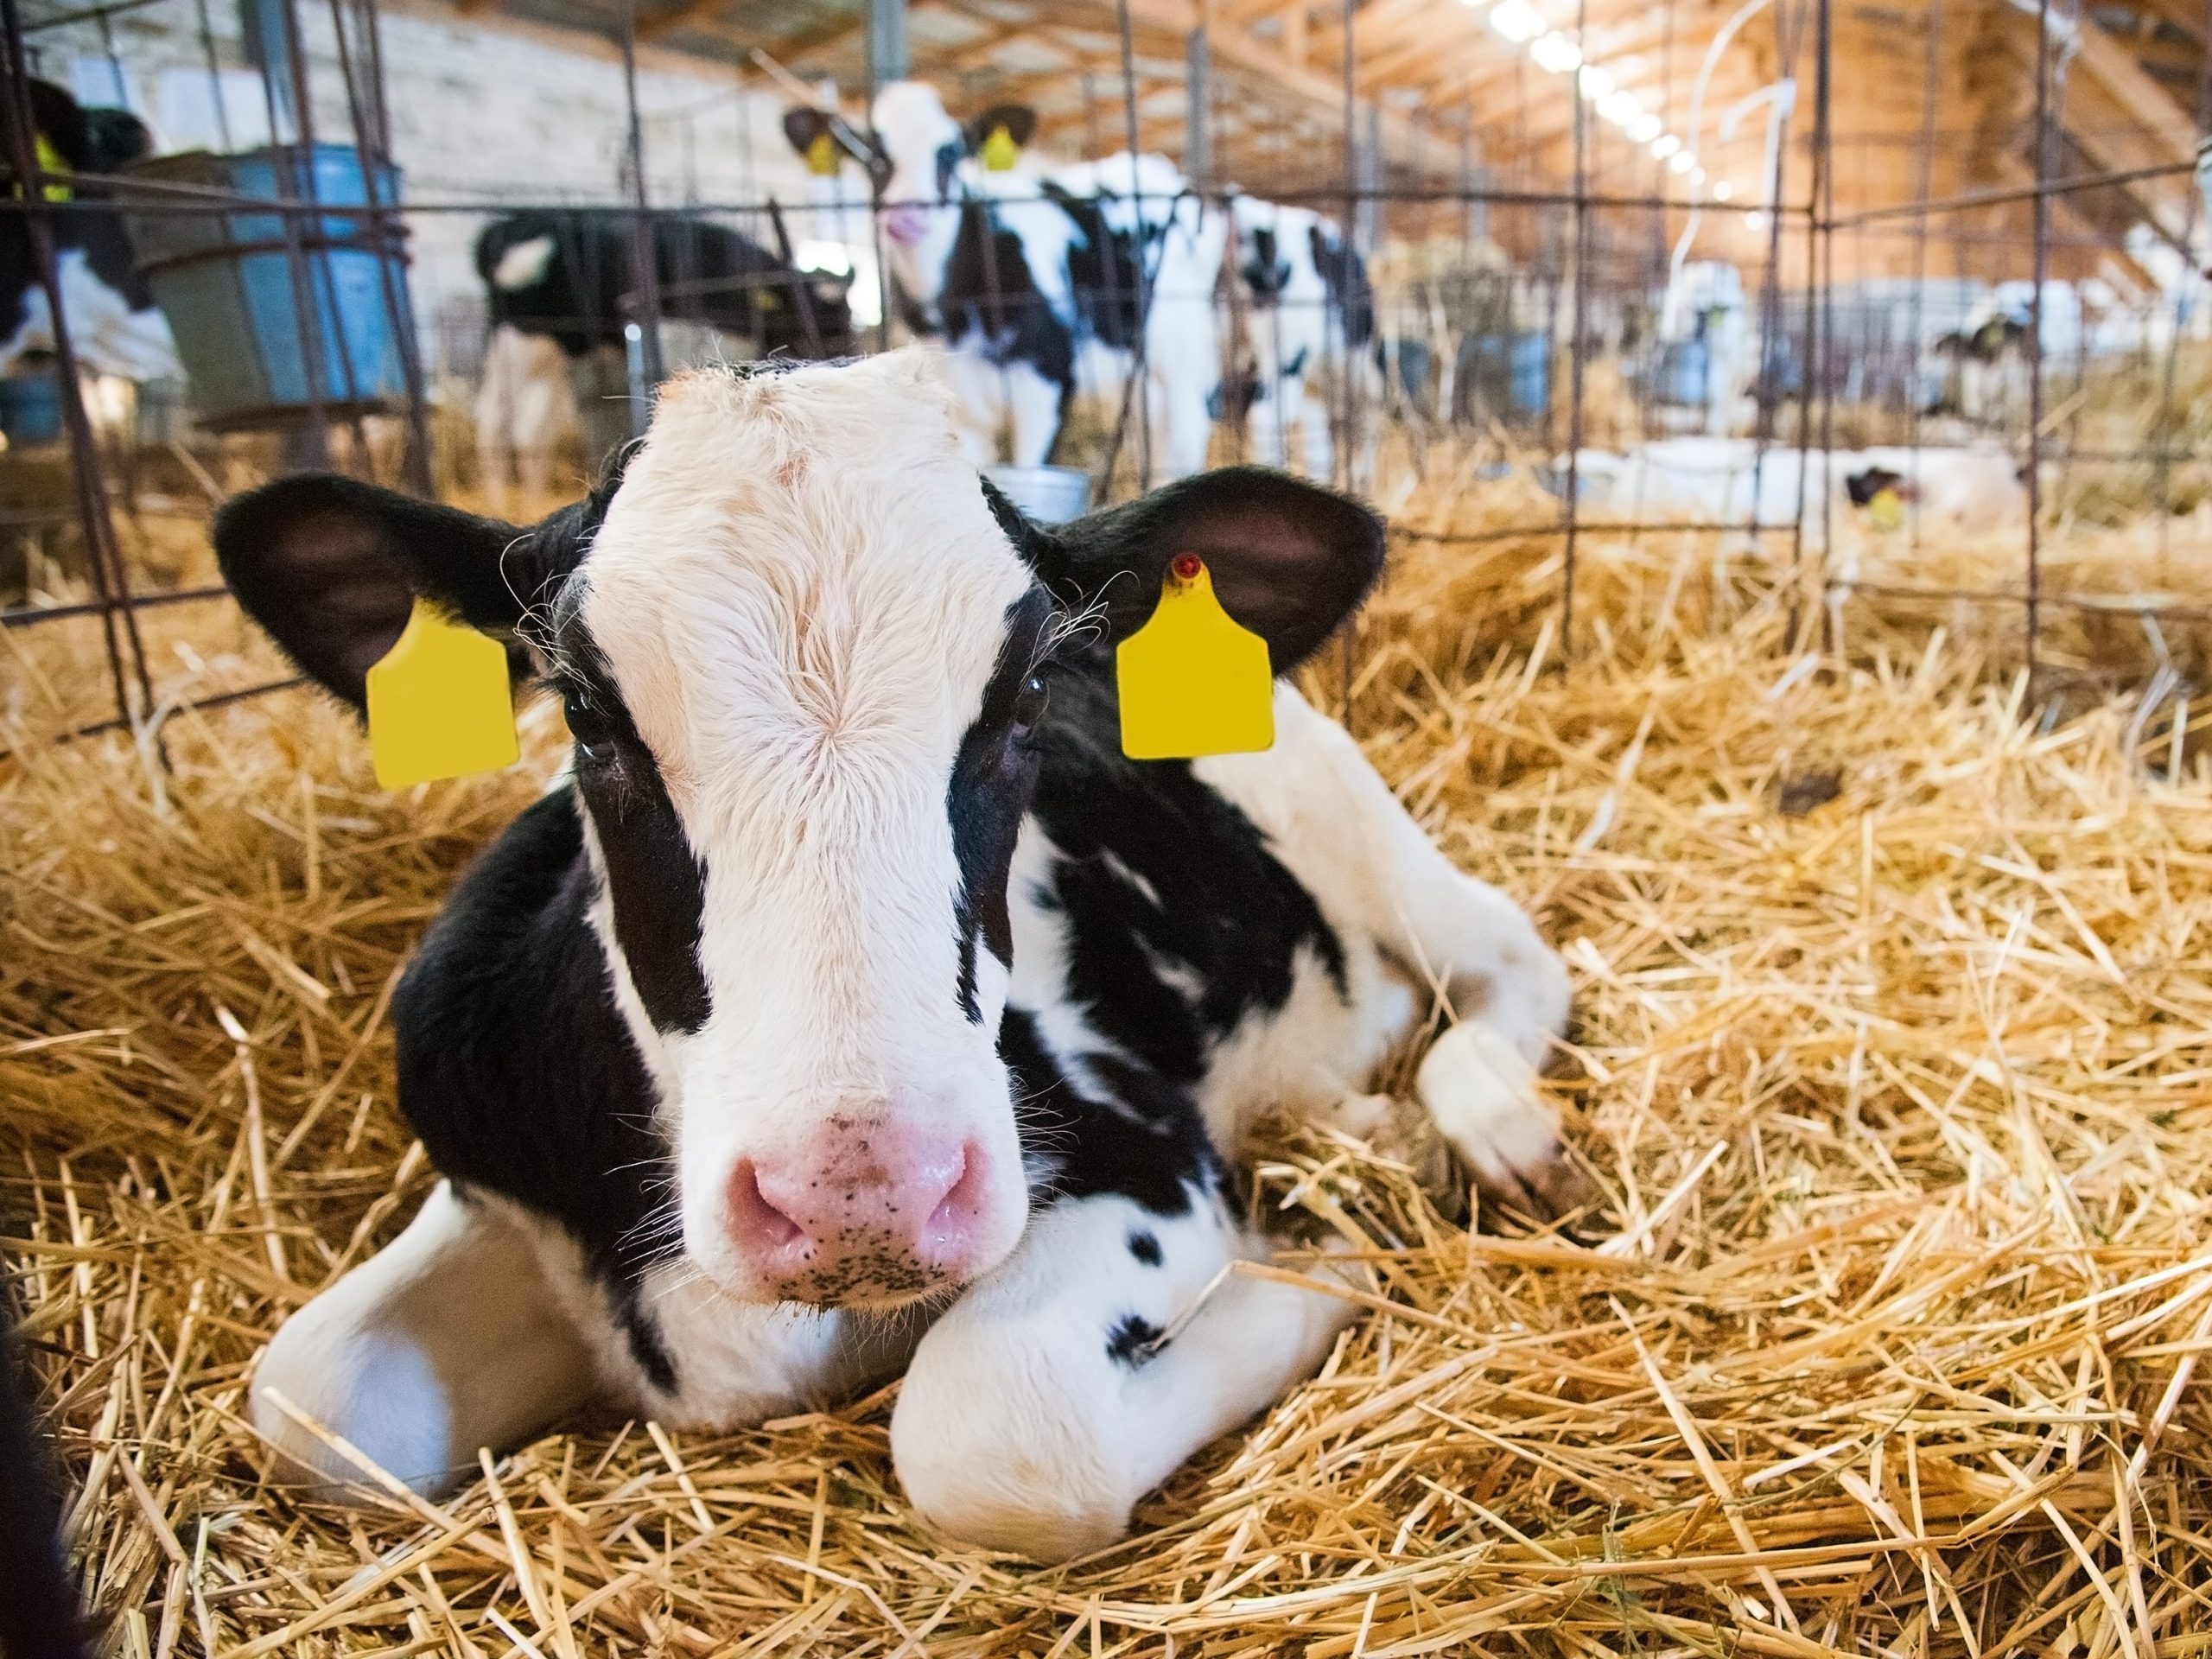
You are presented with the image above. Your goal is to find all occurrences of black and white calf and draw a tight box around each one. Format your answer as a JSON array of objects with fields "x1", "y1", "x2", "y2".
[
  {"x1": 3, "y1": 80, "x2": 179, "y2": 385},
  {"x1": 869, "y1": 82, "x2": 1226, "y2": 480},
  {"x1": 473, "y1": 211, "x2": 853, "y2": 507},
  {"x1": 1232, "y1": 197, "x2": 1376, "y2": 481},
  {"x1": 219, "y1": 352, "x2": 1573, "y2": 1560}
]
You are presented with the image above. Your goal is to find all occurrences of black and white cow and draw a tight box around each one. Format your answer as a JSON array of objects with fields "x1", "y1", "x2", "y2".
[
  {"x1": 473, "y1": 211, "x2": 853, "y2": 507},
  {"x1": 869, "y1": 82, "x2": 1226, "y2": 480},
  {"x1": 2, "y1": 80, "x2": 179, "y2": 385},
  {"x1": 218, "y1": 352, "x2": 1573, "y2": 1560},
  {"x1": 1232, "y1": 197, "x2": 1376, "y2": 480}
]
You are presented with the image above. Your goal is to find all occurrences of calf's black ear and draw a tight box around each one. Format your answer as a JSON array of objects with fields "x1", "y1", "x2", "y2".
[
  {"x1": 966, "y1": 103, "x2": 1037, "y2": 151},
  {"x1": 214, "y1": 474, "x2": 556, "y2": 710},
  {"x1": 1033, "y1": 467, "x2": 1385, "y2": 672},
  {"x1": 782, "y1": 108, "x2": 830, "y2": 156}
]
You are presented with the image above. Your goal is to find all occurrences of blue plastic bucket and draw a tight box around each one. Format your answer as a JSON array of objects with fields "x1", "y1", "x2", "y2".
[
  {"x1": 122, "y1": 145, "x2": 416, "y2": 429},
  {"x1": 1507, "y1": 329, "x2": 1548, "y2": 416},
  {"x1": 1454, "y1": 330, "x2": 1549, "y2": 423},
  {"x1": 1655, "y1": 338, "x2": 1710, "y2": 405},
  {"x1": 0, "y1": 367, "x2": 64, "y2": 447}
]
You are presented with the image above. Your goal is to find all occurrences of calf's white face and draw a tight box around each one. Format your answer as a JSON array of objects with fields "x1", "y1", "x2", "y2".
[
  {"x1": 869, "y1": 81, "x2": 969, "y2": 302},
  {"x1": 560, "y1": 358, "x2": 1039, "y2": 1306}
]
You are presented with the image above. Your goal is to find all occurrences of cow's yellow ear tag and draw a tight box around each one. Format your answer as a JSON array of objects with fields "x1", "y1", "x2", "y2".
[
  {"x1": 1116, "y1": 556, "x2": 1274, "y2": 760},
  {"x1": 805, "y1": 131, "x2": 840, "y2": 176},
  {"x1": 364, "y1": 599, "x2": 520, "y2": 789},
  {"x1": 1867, "y1": 487, "x2": 1904, "y2": 533},
  {"x1": 978, "y1": 124, "x2": 1020, "y2": 171}
]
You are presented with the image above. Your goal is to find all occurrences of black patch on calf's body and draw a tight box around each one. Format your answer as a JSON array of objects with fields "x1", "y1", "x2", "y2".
[
  {"x1": 1023, "y1": 671, "x2": 1346, "y2": 1086},
  {"x1": 393, "y1": 786, "x2": 681, "y2": 1393},
  {"x1": 1107, "y1": 1313, "x2": 1166, "y2": 1366},
  {"x1": 1052, "y1": 190, "x2": 1146, "y2": 353},
  {"x1": 949, "y1": 589, "x2": 1057, "y2": 1020},
  {"x1": 941, "y1": 202, "x2": 1074, "y2": 388},
  {"x1": 1001, "y1": 1009, "x2": 1223, "y2": 1217},
  {"x1": 1127, "y1": 1229, "x2": 1161, "y2": 1265},
  {"x1": 1242, "y1": 227, "x2": 1287, "y2": 306},
  {"x1": 1309, "y1": 225, "x2": 1376, "y2": 351}
]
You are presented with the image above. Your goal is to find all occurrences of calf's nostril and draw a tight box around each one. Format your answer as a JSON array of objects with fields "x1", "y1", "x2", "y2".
[
  {"x1": 919, "y1": 1143, "x2": 988, "y2": 1261},
  {"x1": 728, "y1": 1161, "x2": 807, "y2": 1253}
]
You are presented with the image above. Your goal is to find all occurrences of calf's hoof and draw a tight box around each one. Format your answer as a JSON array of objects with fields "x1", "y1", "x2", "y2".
[{"x1": 1416, "y1": 1021, "x2": 1590, "y2": 1220}]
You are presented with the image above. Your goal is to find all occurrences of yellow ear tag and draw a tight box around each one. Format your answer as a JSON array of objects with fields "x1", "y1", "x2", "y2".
[
  {"x1": 364, "y1": 599, "x2": 520, "y2": 790},
  {"x1": 1867, "y1": 487, "x2": 1903, "y2": 533},
  {"x1": 979, "y1": 124, "x2": 1020, "y2": 172},
  {"x1": 33, "y1": 131, "x2": 73, "y2": 203},
  {"x1": 1116, "y1": 556, "x2": 1275, "y2": 760},
  {"x1": 805, "y1": 131, "x2": 840, "y2": 176}
]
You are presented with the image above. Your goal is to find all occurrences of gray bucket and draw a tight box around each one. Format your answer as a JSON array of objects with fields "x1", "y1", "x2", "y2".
[{"x1": 986, "y1": 464, "x2": 1091, "y2": 524}]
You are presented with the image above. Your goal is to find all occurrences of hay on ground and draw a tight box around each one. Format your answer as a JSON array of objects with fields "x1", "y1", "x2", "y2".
[{"x1": 4, "y1": 475, "x2": 2212, "y2": 1656}]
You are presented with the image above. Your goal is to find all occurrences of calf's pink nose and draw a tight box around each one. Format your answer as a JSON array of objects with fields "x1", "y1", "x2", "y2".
[{"x1": 725, "y1": 1122, "x2": 995, "y2": 1303}]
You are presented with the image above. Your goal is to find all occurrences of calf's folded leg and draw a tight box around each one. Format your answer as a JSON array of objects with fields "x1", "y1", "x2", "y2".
[
  {"x1": 251, "y1": 1180, "x2": 597, "y2": 1498},
  {"x1": 891, "y1": 1191, "x2": 1358, "y2": 1560}
]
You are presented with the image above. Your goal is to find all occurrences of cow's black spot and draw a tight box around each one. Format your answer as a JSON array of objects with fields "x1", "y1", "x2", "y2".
[
  {"x1": 1001, "y1": 1009, "x2": 1224, "y2": 1217},
  {"x1": 941, "y1": 202, "x2": 1075, "y2": 390},
  {"x1": 1107, "y1": 1313, "x2": 1166, "y2": 1367},
  {"x1": 1023, "y1": 668, "x2": 1347, "y2": 1087},
  {"x1": 949, "y1": 588, "x2": 1060, "y2": 1021},
  {"x1": 395, "y1": 786, "x2": 682, "y2": 1395},
  {"x1": 1127, "y1": 1229, "x2": 1161, "y2": 1266}
]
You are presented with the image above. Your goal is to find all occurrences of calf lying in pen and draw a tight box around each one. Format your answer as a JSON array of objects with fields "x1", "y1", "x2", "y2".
[{"x1": 213, "y1": 351, "x2": 1574, "y2": 1560}]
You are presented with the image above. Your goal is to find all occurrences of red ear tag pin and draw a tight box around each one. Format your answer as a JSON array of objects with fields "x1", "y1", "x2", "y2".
[{"x1": 1115, "y1": 555, "x2": 1275, "y2": 760}]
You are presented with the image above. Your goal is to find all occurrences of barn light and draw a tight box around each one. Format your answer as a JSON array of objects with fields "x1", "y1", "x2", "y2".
[
  {"x1": 1625, "y1": 111, "x2": 1662, "y2": 143},
  {"x1": 1712, "y1": 179, "x2": 1734, "y2": 200},
  {"x1": 1530, "y1": 32, "x2": 1583, "y2": 72},
  {"x1": 1599, "y1": 89, "x2": 1643, "y2": 127},
  {"x1": 1669, "y1": 149, "x2": 1696, "y2": 175},
  {"x1": 1746, "y1": 210, "x2": 1768, "y2": 231},
  {"x1": 1578, "y1": 64, "x2": 1615, "y2": 100},
  {"x1": 1651, "y1": 133, "x2": 1681, "y2": 159},
  {"x1": 1488, "y1": 0, "x2": 1544, "y2": 41}
]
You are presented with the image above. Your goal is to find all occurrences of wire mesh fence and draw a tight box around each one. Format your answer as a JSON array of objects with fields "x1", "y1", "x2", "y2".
[{"x1": 3, "y1": 0, "x2": 2208, "y2": 751}]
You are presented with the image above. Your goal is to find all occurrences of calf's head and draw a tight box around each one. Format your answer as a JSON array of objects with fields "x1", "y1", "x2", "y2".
[
  {"x1": 868, "y1": 80, "x2": 967, "y2": 251},
  {"x1": 214, "y1": 352, "x2": 1382, "y2": 1308}
]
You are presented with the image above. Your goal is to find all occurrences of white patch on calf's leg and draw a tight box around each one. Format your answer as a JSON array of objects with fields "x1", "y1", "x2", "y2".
[
  {"x1": 892, "y1": 1192, "x2": 1357, "y2": 1560},
  {"x1": 251, "y1": 1182, "x2": 596, "y2": 1499}
]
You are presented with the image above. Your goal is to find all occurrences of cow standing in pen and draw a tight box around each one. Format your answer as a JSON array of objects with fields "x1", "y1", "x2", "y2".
[
  {"x1": 1230, "y1": 196, "x2": 1377, "y2": 482},
  {"x1": 219, "y1": 351, "x2": 1575, "y2": 1560},
  {"x1": 473, "y1": 211, "x2": 853, "y2": 510},
  {"x1": 868, "y1": 82, "x2": 1228, "y2": 480}
]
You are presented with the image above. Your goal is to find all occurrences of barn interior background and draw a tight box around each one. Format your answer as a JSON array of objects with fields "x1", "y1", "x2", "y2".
[{"x1": 7, "y1": 0, "x2": 2212, "y2": 1649}]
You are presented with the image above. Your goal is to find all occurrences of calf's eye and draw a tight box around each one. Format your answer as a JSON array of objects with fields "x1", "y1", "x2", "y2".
[
  {"x1": 1011, "y1": 674, "x2": 1048, "y2": 736},
  {"x1": 564, "y1": 698, "x2": 615, "y2": 757}
]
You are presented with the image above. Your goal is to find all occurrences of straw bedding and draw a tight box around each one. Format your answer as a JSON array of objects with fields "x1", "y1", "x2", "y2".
[{"x1": 6, "y1": 483, "x2": 2212, "y2": 1657}]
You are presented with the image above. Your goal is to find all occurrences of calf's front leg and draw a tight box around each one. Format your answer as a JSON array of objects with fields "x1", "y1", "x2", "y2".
[
  {"x1": 251, "y1": 1180, "x2": 598, "y2": 1497},
  {"x1": 892, "y1": 1190, "x2": 1359, "y2": 1560}
]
